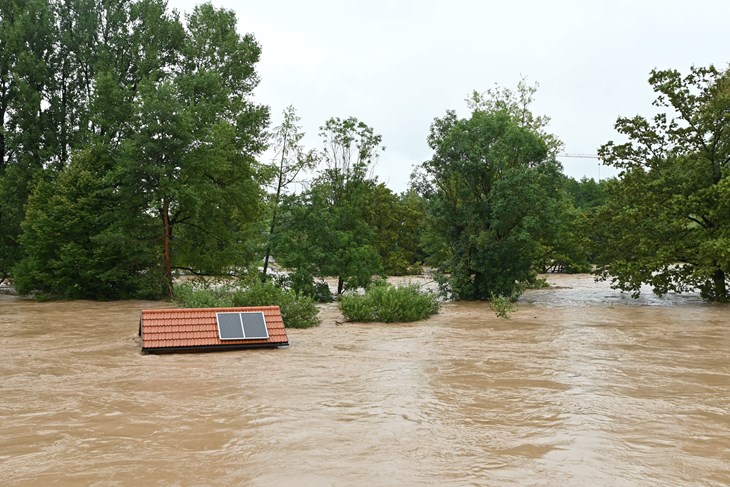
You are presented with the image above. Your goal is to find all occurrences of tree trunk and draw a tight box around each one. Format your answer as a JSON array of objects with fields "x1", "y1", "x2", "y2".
[
  {"x1": 712, "y1": 268, "x2": 728, "y2": 302},
  {"x1": 337, "y1": 276, "x2": 344, "y2": 295},
  {"x1": 262, "y1": 134, "x2": 287, "y2": 279},
  {"x1": 261, "y1": 203, "x2": 278, "y2": 279},
  {"x1": 162, "y1": 201, "x2": 173, "y2": 298},
  {"x1": 0, "y1": 92, "x2": 6, "y2": 171}
]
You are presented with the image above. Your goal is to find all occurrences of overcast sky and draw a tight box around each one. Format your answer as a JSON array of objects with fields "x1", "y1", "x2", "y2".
[{"x1": 171, "y1": 0, "x2": 729, "y2": 192}]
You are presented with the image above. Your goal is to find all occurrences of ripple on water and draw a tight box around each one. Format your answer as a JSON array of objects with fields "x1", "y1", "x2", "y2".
[{"x1": 1, "y1": 277, "x2": 729, "y2": 486}]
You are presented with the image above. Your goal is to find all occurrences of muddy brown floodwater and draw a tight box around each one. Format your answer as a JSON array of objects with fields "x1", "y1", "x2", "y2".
[{"x1": 1, "y1": 274, "x2": 729, "y2": 486}]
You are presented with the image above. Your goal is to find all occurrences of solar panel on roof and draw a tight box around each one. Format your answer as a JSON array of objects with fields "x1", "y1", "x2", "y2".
[
  {"x1": 216, "y1": 312, "x2": 269, "y2": 340},
  {"x1": 241, "y1": 312, "x2": 269, "y2": 339},
  {"x1": 217, "y1": 312, "x2": 245, "y2": 339}
]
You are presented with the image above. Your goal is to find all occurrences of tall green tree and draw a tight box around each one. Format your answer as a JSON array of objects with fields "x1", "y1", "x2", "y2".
[
  {"x1": 262, "y1": 105, "x2": 317, "y2": 278},
  {"x1": 361, "y1": 185, "x2": 426, "y2": 275},
  {"x1": 118, "y1": 2, "x2": 269, "y2": 297},
  {"x1": 0, "y1": 0, "x2": 56, "y2": 280},
  {"x1": 14, "y1": 146, "x2": 163, "y2": 298},
  {"x1": 418, "y1": 93, "x2": 564, "y2": 300},
  {"x1": 12, "y1": 1, "x2": 269, "y2": 299},
  {"x1": 595, "y1": 65, "x2": 730, "y2": 302},
  {"x1": 273, "y1": 116, "x2": 385, "y2": 294}
]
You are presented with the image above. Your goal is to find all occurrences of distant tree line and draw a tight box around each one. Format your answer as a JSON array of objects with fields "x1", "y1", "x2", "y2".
[{"x1": 1, "y1": 1, "x2": 727, "y2": 302}]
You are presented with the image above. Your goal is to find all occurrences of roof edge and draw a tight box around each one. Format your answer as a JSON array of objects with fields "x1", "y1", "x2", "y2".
[
  {"x1": 142, "y1": 306, "x2": 282, "y2": 314},
  {"x1": 142, "y1": 341, "x2": 289, "y2": 354}
]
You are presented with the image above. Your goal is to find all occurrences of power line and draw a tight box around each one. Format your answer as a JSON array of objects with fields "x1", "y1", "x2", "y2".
[
  {"x1": 558, "y1": 153, "x2": 600, "y2": 159},
  {"x1": 558, "y1": 153, "x2": 604, "y2": 180}
]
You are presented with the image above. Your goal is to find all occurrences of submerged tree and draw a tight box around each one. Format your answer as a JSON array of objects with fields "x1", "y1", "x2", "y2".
[
  {"x1": 261, "y1": 105, "x2": 317, "y2": 278},
  {"x1": 417, "y1": 84, "x2": 565, "y2": 300},
  {"x1": 12, "y1": 1, "x2": 269, "y2": 299},
  {"x1": 595, "y1": 65, "x2": 730, "y2": 302},
  {"x1": 14, "y1": 146, "x2": 162, "y2": 299},
  {"x1": 118, "y1": 3, "x2": 269, "y2": 297},
  {"x1": 273, "y1": 116, "x2": 385, "y2": 295}
]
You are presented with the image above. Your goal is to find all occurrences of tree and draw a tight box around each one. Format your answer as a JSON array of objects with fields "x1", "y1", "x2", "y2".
[
  {"x1": 0, "y1": 0, "x2": 57, "y2": 280},
  {"x1": 534, "y1": 175, "x2": 610, "y2": 274},
  {"x1": 1, "y1": 0, "x2": 163, "y2": 284},
  {"x1": 12, "y1": 1, "x2": 269, "y2": 299},
  {"x1": 14, "y1": 146, "x2": 163, "y2": 299},
  {"x1": 262, "y1": 105, "x2": 317, "y2": 278},
  {"x1": 273, "y1": 116, "x2": 385, "y2": 295},
  {"x1": 418, "y1": 92, "x2": 564, "y2": 300},
  {"x1": 360, "y1": 185, "x2": 426, "y2": 275},
  {"x1": 118, "y1": 2, "x2": 269, "y2": 297},
  {"x1": 595, "y1": 65, "x2": 730, "y2": 302}
]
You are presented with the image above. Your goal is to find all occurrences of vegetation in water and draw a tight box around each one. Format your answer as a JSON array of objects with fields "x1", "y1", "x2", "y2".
[
  {"x1": 273, "y1": 269, "x2": 334, "y2": 303},
  {"x1": 173, "y1": 280, "x2": 320, "y2": 329},
  {"x1": 415, "y1": 81, "x2": 567, "y2": 301},
  {"x1": 594, "y1": 66, "x2": 730, "y2": 302},
  {"x1": 338, "y1": 280, "x2": 440, "y2": 323},
  {"x1": 0, "y1": 0, "x2": 726, "y2": 304},
  {"x1": 489, "y1": 294, "x2": 518, "y2": 319}
]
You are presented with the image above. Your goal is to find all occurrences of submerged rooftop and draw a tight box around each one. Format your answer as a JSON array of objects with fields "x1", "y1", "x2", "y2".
[{"x1": 139, "y1": 306, "x2": 289, "y2": 353}]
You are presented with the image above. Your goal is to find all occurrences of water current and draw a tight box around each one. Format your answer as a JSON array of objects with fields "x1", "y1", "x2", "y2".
[{"x1": 1, "y1": 274, "x2": 728, "y2": 486}]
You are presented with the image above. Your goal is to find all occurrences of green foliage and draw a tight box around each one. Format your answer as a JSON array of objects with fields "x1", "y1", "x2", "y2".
[
  {"x1": 489, "y1": 294, "x2": 517, "y2": 319},
  {"x1": 418, "y1": 93, "x2": 564, "y2": 300},
  {"x1": 274, "y1": 269, "x2": 334, "y2": 303},
  {"x1": 595, "y1": 65, "x2": 730, "y2": 302},
  {"x1": 231, "y1": 281, "x2": 320, "y2": 329},
  {"x1": 537, "y1": 175, "x2": 610, "y2": 273},
  {"x1": 118, "y1": 4, "x2": 269, "y2": 296},
  {"x1": 273, "y1": 116, "x2": 386, "y2": 295},
  {"x1": 466, "y1": 77, "x2": 563, "y2": 156},
  {"x1": 13, "y1": 148, "x2": 165, "y2": 299},
  {"x1": 8, "y1": 1, "x2": 270, "y2": 299},
  {"x1": 538, "y1": 183, "x2": 592, "y2": 274},
  {"x1": 339, "y1": 280, "x2": 440, "y2": 323},
  {"x1": 173, "y1": 280, "x2": 320, "y2": 329},
  {"x1": 262, "y1": 105, "x2": 318, "y2": 278},
  {"x1": 563, "y1": 176, "x2": 608, "y2": 210},
  {"x1": 0, "y1": 0, "x2": 57, "y2": 278},
  {"x1": 361, "y1": 186, "x2": 428, "y2": 275}
]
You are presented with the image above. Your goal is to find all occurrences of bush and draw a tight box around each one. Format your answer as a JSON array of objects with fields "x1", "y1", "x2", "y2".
[
  {"x1": 274, "y1": 269, "x2": 334, "y2": 303},
  {"x1": 173, "y1": 280, "x2": 320, "y2": 329},
  {"x1": 339, "y1": 280, "x2": 440, "y2": 323},
  {"x1": 173, "y1": 282, "x2": 232, "y2": 307},
  {"x1": 231, "y1": 281, "x2": 320, "y2": 329},
  {"x1": 489, "y1": 293, "x2": 517, "y2": 318}
]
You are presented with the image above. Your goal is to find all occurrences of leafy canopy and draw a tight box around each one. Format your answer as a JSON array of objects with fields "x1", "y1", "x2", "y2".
[
  {"x1": 419, "y1": 85, "x2": 565, "y2": 300},
  {"x1": 595, "y1": 65, "x2": 730, "y2": 302},
  {"x1": 273, "y1": 116, "x2": 385, "y2": 295}
]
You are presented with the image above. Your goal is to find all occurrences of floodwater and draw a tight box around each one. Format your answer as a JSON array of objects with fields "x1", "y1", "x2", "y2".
[{"x1": 1, "y1": 274, "x2": 728, "y2": 486}]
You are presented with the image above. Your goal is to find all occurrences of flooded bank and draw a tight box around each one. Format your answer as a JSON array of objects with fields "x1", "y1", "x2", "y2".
[{"x1": 1, "y1": 275, "x2": 728, "y2": 486}]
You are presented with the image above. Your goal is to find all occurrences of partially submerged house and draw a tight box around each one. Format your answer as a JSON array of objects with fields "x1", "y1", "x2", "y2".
[{"x1": 139, "y1": 306, "x2": 289, "y2": 353}]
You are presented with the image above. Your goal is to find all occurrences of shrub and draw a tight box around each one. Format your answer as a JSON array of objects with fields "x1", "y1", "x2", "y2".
[
  {"x1": 173, "y1": 282, "x2": 232, "y2": 307},
  {"x1": 339, "y1": 280, "x2": 440, "y2": 323},
  {"x1": 489, "y1": 293, "x2": 517, "y2": 318},
  {"x1": 274, "y1": 269, "x2": 334, "y2": 303},
  {"x1": 173, "y1": 280, "x2": 320, "y2": 329},
  {"x1": 231, "y1": 281, "x2": 320, "y2": 329}
]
